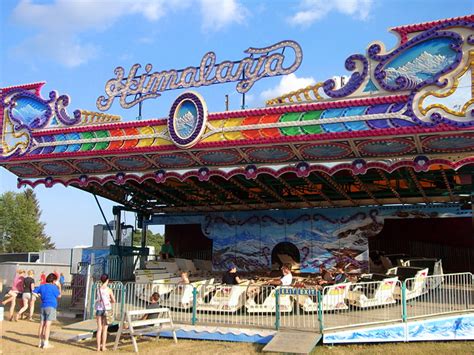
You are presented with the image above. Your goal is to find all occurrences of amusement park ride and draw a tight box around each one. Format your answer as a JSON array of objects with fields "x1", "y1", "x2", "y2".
[{"x1": 0, "y1": 15, "x2": 473, "y2": 273}]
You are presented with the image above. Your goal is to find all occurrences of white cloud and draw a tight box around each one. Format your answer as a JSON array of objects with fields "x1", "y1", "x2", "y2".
[
  {"x1": 289, "y1": 0, "x2": 374, "y2": 27},
  {"x1": 260, "y1": 74, "x2": 316, "y2": 101},
  {"x1": 200, "y1": 0, "x2": 249, "y2": 31},
  {"x1": 9, "y1": 0, "x2": 191, "y2": 67}
]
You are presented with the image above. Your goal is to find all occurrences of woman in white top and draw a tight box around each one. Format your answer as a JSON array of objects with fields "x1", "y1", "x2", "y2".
[{"x1": 95, "y1": 274, "x2": 116, "y2": 352}]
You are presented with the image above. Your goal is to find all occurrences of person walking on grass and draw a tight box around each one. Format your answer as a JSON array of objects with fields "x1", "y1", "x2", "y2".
[
  {"x1": 33, "y1": 273, "x2": 61, "y2": 349},
  {"x1": 2, "y1": 269, "x2": 25, "y2": 321},
  {"x1": 95, "y1": 274, "x2": 116, "y2": 352},
  {"x1": 16, "y1": 269, "x2": 36, "y2": 321}
]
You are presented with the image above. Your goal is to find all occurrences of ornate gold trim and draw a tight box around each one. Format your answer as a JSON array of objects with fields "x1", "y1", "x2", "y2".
[
  {"x1": 2, "y1": 111, "x2": 30, "y2": 156},
  {"x1": 266, "y1": 82, "x2": 324, "y2": 106},
  {"x1": 418, "y1": 51, "x2": 474, "y2": 117}
]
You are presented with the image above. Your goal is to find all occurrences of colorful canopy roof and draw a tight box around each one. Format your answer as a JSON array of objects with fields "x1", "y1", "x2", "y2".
[{"x1": 1, "y1": 15, "x2": 473, "y2": 213}]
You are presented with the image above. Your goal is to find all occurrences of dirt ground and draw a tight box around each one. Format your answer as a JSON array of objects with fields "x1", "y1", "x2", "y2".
[{"x1": 1, "y1": 317, "x2": 473, "y2": 354}]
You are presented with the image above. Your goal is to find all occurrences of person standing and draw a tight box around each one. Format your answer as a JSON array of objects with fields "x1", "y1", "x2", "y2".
[
  {"x1": 59, "y1": 273, "x2": 65, "y2": 287},
  {"x1": 160, "y1": 240, "x2": 174, "y2": 260},
  {"x1": 16, "y1": 270, "x2": 36, "y2": 321},
  {"x1": 40, "y1": 271, "x2": 46, "y2": 285},
  {"x1": 33, "y1": 273, "x2": 61, "y2": 349},
  {"x1": 95, "y1": 274, "x2": 116, "y2": 352}
]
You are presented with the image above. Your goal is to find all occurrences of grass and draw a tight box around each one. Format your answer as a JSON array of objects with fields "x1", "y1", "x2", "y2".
[{"x1": 130, "y1": 338, "x2": 474, "y2": 354}]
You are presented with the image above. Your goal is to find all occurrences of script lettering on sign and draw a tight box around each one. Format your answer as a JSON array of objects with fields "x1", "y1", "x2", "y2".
[{"x1": 96, "y1": 40, "x2": 303, "y2": 111}]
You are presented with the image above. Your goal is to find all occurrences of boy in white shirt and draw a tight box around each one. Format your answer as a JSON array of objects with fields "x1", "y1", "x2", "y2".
[{"x1": 269, "y1": 264, "x2": 293, "y2": 286}]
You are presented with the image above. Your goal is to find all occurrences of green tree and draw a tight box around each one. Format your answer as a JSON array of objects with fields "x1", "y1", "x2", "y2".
[
  {"x1": 0, "y1": 189, "x2": 55, "y2": 252},
  {"x1": 132, "y1": 229, "x2": 164, "y2": 255}
]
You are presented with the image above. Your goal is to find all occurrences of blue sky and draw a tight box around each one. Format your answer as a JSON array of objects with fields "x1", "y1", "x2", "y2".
[{"x1": 0, "y1": 0, "x2": 472, "y2": 248}]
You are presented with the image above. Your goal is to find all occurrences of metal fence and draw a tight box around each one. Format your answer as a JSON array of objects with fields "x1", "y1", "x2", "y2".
[
  {"x1": 57, "y1": 282, "x2": 72, "y2": 311},
  {"x1": 85, "y1": 272, "x2": 474, "y2": 333},
  {"x1": 176, "y1": 250, "x2": 213, "y2": 261},
  {"x1": 321, "y1": 280, "x2": 403, "y2": 331},
  {"x1": 107, "y1": 256, "x2": 137, "y2": 281},
  {"x1": 405, "y1": 273, "x2": 474, "y2": 320}
]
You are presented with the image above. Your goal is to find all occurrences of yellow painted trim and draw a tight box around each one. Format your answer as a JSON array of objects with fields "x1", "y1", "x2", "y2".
[
  {"x1": 1, "y1": 110, "x2": 30, "y2": 156},
  {"x1": 266, "y1": 82, "x2": 324, "y2": 106}
]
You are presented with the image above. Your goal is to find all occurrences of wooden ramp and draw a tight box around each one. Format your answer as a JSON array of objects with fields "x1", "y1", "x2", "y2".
[
  {"x1": 263, "y1": 330, "x2": 321, "y2": 354},
  {"x1": 63, "y1": 319, "x2": 97, "y2": 332},
  {"x1": 63, "y1": 318, "x2": 119, "y2": 332},
  {"x1": 50, "y1": 329, "x2": 93, "y2": 342}
]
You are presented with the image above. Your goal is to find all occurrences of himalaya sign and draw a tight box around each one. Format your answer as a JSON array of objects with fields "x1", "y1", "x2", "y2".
[{"x1": 96, "y1": 40, "x2": 303, "y2": 111}]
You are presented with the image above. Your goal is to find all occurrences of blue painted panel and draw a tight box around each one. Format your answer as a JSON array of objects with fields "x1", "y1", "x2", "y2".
[
  {"x1": 65, "y1": 133, "x2": 81, "y2": 152},
  {"x1": 324, "y1": 314, "x2": 474, "y2": 344},
  {"x1": 324, "y1": 323, "x2": 405, "y2": 343},
  {"x1": 383, "y1": 37, "x2": 458, "y2": 85},
  {"x1": 365, "y1": 104, "x2": 392, "y2": 129},
  {"x1": 156, "y1": 330, "x2": 274, "y2": 344},
  {"x1": 52, "y1": 134, "x2": 68, "y2": 153},
  {"x1": 389, "y1": 103, "x2": 416, "y2": 127},
  {"x1": 407, "y1": 314, "x2": 474, "y2": 341},
  {"x1": 343, "y1": 107, "x2": 370, "y2": 131},
  {"x1": 321, "y1": 108, "x2": 347, "y2": 132}
]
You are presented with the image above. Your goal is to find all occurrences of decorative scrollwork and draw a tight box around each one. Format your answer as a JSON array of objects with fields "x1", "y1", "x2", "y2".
[{"x1": 322, "y1": 54, "x2": 369, "y2": 98}]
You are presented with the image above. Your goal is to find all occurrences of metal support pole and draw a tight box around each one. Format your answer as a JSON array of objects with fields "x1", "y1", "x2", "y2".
[
  {"x1": 471, "y1": 191, "x2": 473, "y2": 235},
  {"x1": 192, "y1": 287, "x2": 198, "y2": 325},
  {"x1": 85, "y1": 264, "x2": 92, "y2": 320},
  {"x1": 114, "y1": 212, "x2": 122, "y2": 280},
  {"x1": 317, "y1": 290, "x2": 323, "y2": 333},
  {"x1": 120, "y1": 283, "x2": 125, "y2": 322},
  {"x1": 140, "y1": 219, "x2": 147, "y2": 269},
  {"x1": 401, "y1": 281, "x2": 407, "y2": 323},
  {"x1": 275, "y1": 289, "x2": 280, "y2": 330},
  {"x1": 115, "y1": 212, "x2": 122, "y2": 247},
  {"x1": 241, "y1": 72, "x2": 246, "y2": 109}
]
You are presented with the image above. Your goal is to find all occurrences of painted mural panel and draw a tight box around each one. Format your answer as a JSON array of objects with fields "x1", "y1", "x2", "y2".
[
  {"x1": 203, "y1": 205, "x2": 467, "y2": 272},
  {"x1": 323, "y1": 314, "x2": 474, "y2": 343}
]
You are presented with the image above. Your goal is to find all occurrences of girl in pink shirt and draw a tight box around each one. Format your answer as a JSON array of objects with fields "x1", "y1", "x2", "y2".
[{"x1": 2, "y1": 269, "x2": 25, "y2": 321}]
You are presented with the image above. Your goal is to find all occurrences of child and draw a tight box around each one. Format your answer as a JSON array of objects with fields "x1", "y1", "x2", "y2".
[
  {"x1": 33, "y1": 273, "x2": 61, "y2": 349},
  {"x1": 141, "y1": 292, "x2": 160, "y2": 320}
]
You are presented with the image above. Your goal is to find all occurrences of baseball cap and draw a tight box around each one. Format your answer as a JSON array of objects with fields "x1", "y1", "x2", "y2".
[{"x1": 228, "y1": 263, "x2": 236, "y2": 270}]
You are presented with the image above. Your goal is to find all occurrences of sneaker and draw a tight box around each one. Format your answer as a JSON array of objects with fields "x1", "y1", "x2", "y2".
[
  {"x1": 42, "y1": 342, "x2": 54, "y2": 349},
  {"x1": 38, "y1": 340, "x2": 43, "y2": 348}
]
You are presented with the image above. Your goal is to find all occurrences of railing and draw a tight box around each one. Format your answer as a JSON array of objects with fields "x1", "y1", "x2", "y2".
[
  {"x1": 85, "y1": 272, "x2": 474, "y2": 333},
  {"x1": 321, "y1": 280, "x2": 403, "y2": 331},
  {"x1": 176, "y1": 250, "x2": 213, "y2": 261},
  {"x1": 57, "y1": 282, "x2": 72, "y2": 311},
  {"x1": 88, "y1": 281, "x2": 125, "y2": 320},
  {"x1": 194, "y1": 283, "x2": 276, "y2": 329},
  {"x1": 108, "y1": 255, "x2": 138, "y2": 281},
  {"x1": 278, "y1": 287, "x2": 321, "y2": 330},
  {"x1": 405, "y1": 272, "x2": 474, "y2": 320}
]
